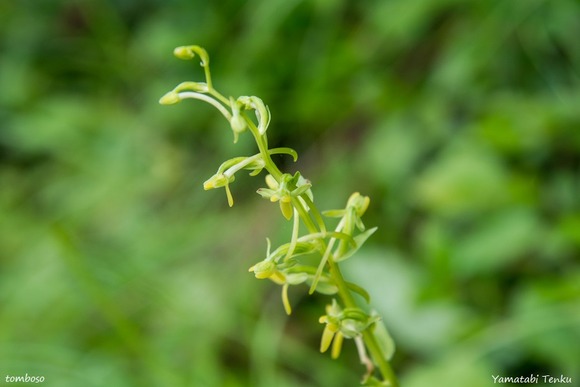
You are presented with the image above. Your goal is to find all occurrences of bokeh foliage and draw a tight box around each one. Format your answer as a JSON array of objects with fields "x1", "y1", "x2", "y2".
[{"x1": 1, "y1": 1, "x2": 579, "y2": 386}]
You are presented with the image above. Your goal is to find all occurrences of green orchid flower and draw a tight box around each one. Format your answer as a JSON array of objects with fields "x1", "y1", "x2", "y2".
[
  {"x1": 257, "y1": 172, "x2": 312, "y2": 220},
  {"x1": 319, "y1": 300, "x2": 378, "y2": 360}
]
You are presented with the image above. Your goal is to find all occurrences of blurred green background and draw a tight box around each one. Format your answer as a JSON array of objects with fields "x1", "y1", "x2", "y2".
[{"x1": 1, "y1": 1, "x2": 579, "y2": 386}]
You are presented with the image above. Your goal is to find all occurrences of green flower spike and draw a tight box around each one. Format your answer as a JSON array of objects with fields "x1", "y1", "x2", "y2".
[{"x1": 160, "y1": 45, "x2": 399, "y2": 387}]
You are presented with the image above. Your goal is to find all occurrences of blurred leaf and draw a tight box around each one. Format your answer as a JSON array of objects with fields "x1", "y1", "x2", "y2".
[
  {"x1": 403, "y1": 353, "x2": 493, "y2": 387},
  {"x1": 345, "y1": 249, "x2": 470, "y2": 355},
  {"x1": 413, "y1": 138, "x2": 508, "y2": 216},
  {"x1": 450, "y1": 208, "x2": 544, "y2": 276}
]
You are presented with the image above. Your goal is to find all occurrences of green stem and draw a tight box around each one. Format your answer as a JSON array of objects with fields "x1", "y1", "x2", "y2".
[
  {"x1": 362, "y1": 329, "x2": 399, "y2": 387},
  {"x1": 245, "y1": 115, "x2": 282, "y2": 180}
]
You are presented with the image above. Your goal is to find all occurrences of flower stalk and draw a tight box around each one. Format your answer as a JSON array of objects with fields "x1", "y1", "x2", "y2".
[{"x1": 160, "y1": 45, "x2": 398, "y2": 386}]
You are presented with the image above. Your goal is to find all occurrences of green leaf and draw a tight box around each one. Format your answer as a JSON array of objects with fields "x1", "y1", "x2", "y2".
[
  {"x1": 372, "y1": 315, "x2": 395, "y2": 361},
  {"x1": 346, "y1": 282, "x2": 371, "y2": 303},
  {"x1": 335, "y1": 227, "x2": 378, "y2": 262},
  {"x1": 309, "y1": 277, "x2": 338, "y2": 295},
  {"x1": 361, "y1": 375, "x2": 389, "y2": 386},
  {"x1": 285, "y1": 272, "x2": 308, "y2": 285},
  {"x1": 322, "y1": 209, "x2": 346, "y2": 218},
  {"x1": 269, "y1": 147, "x2": 298, "y2": 162}
]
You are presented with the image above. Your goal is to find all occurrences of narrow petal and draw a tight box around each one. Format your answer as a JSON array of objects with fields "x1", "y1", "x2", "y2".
[
  {"x1": 225, "y1": 183, "x2": 234, "y2": 207},
  {"x1": 282, "y1": 284, "x2": 292, "y2": 315},
  {"x1": 331, "y1": 331, "x2": 344, "y2": 359},
  {"x1": 320, "y1": 325, "x2": 335, "y2": 353}
]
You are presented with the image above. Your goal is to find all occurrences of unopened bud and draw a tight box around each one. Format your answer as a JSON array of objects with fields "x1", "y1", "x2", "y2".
[
  {"x1": 173, "y1": 46, "x2": 195, "y2": 60},
  {"x1": 159, "y1": 91, "x2": 181, "y2": 105}
]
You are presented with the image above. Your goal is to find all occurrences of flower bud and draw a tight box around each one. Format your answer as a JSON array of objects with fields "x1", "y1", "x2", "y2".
[
  {"x1": 173, "y1": 45, "x2": 210, "y2": 66},
  {"x1": 230, "y1": 114, "x2": 247, "y2": 134},
  {"x1": 347, "y1": 192, "x2": 370, "y2": 216},
  {"x1": 249, "y1": 260, "x2": 277, "y2": 279},
  {"x1": 159, "y1": 91, "x2": 181, "y2": 105},
  {"x1": 173, "y1": 46, "x2": 195, "y2": 59},
  {"x1": 174, "y1": 81, "x2": 208, "y2": 93},
  {"x1": 203, "y1": 174, "x2": 232, "y2": 190}
]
